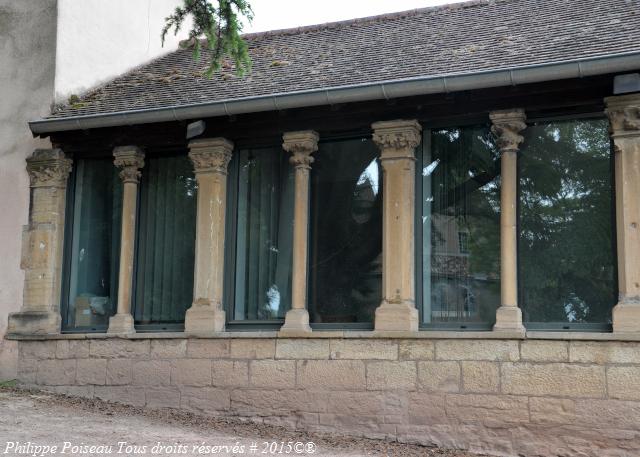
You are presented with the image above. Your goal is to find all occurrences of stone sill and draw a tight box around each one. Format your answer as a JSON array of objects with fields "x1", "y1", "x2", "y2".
[{"x1": 6, "y1": 329, "x2": 640, "y2": 342}]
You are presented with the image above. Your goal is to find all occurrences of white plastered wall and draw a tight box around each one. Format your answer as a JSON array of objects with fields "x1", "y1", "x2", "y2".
[{"x1": 55, "y1": 0, "x2": 187, "y2": 102}]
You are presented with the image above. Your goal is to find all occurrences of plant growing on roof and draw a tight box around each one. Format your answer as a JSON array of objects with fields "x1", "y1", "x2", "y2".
[{"x1": 161, "y1": 0, "x2": 253, "y2": 77}]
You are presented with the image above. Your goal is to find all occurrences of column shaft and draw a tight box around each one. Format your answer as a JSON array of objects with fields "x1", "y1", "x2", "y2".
[
  {"x1": 108, "y1": 146, "x2": 145, "y2": 334},
  {"x1": 279, "y1": 130, "x2": 318, "y2": 334},
  {"x1": 185, "y1": 138, "x2": 233, "y2": 334},
  {"x1": 606, "y1": 94, "x2": 640, "y2": 332},
  {"x1": 490, "y1": 109, "x2": 526, "y2": 332},
  {"x1": 372, "y1": 120, "x2": 421, "y2": 332},
  {"x1": 8, "y1": 149, "x2": 71, "y2": 335}
]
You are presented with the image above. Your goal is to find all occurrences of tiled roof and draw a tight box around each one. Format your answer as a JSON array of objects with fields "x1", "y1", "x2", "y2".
[{"x1": 50, "y1": 0, "x2": 640, "y2": 119}]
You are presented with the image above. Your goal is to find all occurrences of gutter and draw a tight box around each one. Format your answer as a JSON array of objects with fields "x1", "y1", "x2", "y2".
[{"x1": 29, "y1": 51, "x2": 640, "y2": 136}]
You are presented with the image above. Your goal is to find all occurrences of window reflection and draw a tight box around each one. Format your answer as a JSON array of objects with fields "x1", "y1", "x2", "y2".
[
  {"x1": 518, "y1": 119, "x2": 616, "y2": 325},
  {"x1": 65, "y1": 159, "x2": 122, "y2": 330},
  {"x1": 309, "y1": 138, "x2": 382, "y2": 324},
  {"x1": 421, "y1": 126, "x2": 500, "y2": 326},
  {"x1": 133, "y1": 155, "x2": 197, "y2": 326},
  {"x1": 231, "y1": 147, "x2": 294, "y2": 321}
]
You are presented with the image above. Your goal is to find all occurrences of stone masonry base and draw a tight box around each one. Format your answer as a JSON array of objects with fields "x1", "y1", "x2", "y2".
[{"x1": 15, "y1": 337, "x2": 640, "y2": 457}]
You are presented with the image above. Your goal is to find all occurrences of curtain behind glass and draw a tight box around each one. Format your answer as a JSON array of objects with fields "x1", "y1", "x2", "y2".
[
  {"x1": 422, "y1": 127, "x2": 501, "y2": 326},
  {"x1": 309, "y1": 138, "x2": 382, "y2": 324},
  {"x1": 65, "y1": 159, "x2": 122, "y2": 329},
  {"x1": 518, "y1": 119, "x2": 616, "y2": 325},
  {"x1": 134, "y1": 155, "x2": 196, "y2": 325},
  {"x1": 233, "y1": 147, "x2": 294, "y2": 320}
]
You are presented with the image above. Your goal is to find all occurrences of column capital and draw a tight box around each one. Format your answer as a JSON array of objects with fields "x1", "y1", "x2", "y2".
[
  {"x1": 371, "y1": 119, "x2": 421, "y2": 159},
  {"x1": 490, "y1": 109, "x2": 527, "y2": 153},
  {"x1": 26, "y1": 148, "x2": 72, "y2": 188},
  {"x1": 283, "y1": 130, "x2": 319, "y2": 169},
  {"x1": 605, "y1": 94, "x2": 640, "y2": 138},
  {"x1": 188, "y1": 137, "x2": 234, "y2": 174},
  {"x1": 113, "y1": 146, "x2": 145, "y2": 184}
]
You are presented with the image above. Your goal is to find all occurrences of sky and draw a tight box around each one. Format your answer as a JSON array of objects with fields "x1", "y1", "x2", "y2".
[{"x1": 241, "y1": 0, "x2": 456, "y2": 33}]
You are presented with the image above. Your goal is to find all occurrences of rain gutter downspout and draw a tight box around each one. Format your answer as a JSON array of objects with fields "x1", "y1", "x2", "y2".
[{"x1": 29, "y1": 51, "x2": 640, "y2": 135}]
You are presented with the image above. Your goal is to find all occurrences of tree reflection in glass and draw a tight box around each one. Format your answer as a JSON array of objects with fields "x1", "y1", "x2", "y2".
[
  {"x1": 518, "y1": 119, "x2": 616, "y2": 325},
  {"x1": 309, "y1": 138, "x2": 382, "y2": 324},
  {"x1": 421, "y1": 126, "x2": 501, "y2": 326}
]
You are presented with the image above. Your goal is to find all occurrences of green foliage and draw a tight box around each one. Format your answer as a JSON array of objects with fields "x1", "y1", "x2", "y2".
[
  {"x1": 161, "y1": 0, "x2": 253, "y2": 77},
  {"x1": 518, "y1": 119, "x2": 616, "y2": 324},
  {"x1": 0, "y1": 379, "x2": 17, "y2": 388}
]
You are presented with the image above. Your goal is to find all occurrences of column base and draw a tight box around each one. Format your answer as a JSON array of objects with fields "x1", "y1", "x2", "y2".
[
  {"x1": 493, "y1": 305, "x2": 525, "y2": 332},
  {"x1": 613, "y1": 299, "x2": 640, "y2": 333},
  {"x1": 374, "y1": 302, "x2": 418, "y2": 332},
  {"x1": 278, "y1": 308, "x2": 312, "y2": 335},
  {"x1": 7, "y1": 310, "x2": 61, "y2": 335},
  {"x1": 184, "y1": 303, "x2": 225, "y2": 335},
  {"x1": 107, "y1": 313, "x2": 135, "y2": 335}
]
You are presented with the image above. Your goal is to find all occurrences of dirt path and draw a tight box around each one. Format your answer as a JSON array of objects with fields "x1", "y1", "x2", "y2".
[{"x1": 0, "y1": 388, "x2": 486, "y2": 457}]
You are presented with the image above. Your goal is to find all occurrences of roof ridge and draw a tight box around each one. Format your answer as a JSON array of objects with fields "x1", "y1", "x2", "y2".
[{"x1": 242, "y1": 0, "x2": 510, "y2": 41}]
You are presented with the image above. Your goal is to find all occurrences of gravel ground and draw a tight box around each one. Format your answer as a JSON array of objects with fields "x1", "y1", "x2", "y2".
[{"x1": 0, "y1": 387, "x2": 487, "y2": 457}]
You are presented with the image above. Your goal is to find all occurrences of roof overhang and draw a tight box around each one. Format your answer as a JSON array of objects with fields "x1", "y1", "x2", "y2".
[{"x1": 29, "y1": 51, "x2": 640, "y2": 136}]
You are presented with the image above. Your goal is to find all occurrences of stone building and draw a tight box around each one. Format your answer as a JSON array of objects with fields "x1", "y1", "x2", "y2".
[
  {"x1": 5, "y1": 0, "x2": 640, "y2": 455},
  {"x1": 0, "y1": 0, "x2": 186, "y2": 380}
]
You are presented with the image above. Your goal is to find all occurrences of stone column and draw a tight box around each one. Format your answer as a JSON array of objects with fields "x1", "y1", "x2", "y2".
[
  {"x1": 490, "y1": 109, "x2": 527, "y2": 332},
  {"x1": 372, "y1": 120, "x2": 421, "y2": 332},
  {"x1": 605, "y1": 94, "x2": 640, "y2": 333},
  {"x1": 184, "y1": 138, "x2": 233, "y2": 335},
  {"x1": 279, "y1": 131, "x2": 319, "y2": 334},
  {"x1": 108, "y1": 146, "x2": 145, "y2": 334},
  {"x1": 7, "y1": 149, "x2": 71, "y2": 335}
]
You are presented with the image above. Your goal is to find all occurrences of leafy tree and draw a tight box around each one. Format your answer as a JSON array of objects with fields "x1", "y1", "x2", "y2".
[
  {"x1": 162, "y1": 0, "x2": 253, "y2": 77},
  {"x1": 518, "y1": 119, "x2": 616, "y2": 324}
]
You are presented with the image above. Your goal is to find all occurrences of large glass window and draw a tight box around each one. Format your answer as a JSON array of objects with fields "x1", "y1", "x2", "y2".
[
  {"x1": 63, "y1": 158, "x2": 122, "y2": 330},
  {"x1": 419, "y1": 126, "x2": 501, "y2": 328},
  {"x1": 226, "y1": 147, "x2": 294, "y2": 322},
  {"x1": 518, "y1": 119, "x2": 616, "y2": 327},
  {"x1": 309, "y1": 138, "x2": 382, "y2": 325},
  {"x1": 133, "y1": 154, "x2": 197, "y2": 327}
]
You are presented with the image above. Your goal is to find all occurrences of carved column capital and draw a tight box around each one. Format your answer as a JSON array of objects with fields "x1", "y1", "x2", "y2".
[
  {"x1": 26, "y1": 149, "x2": 72, "y2": 188},
  {"x1": 283, "y1": 131, "x2": 319, "y2": 169},
  {"x1": 605, "y1": 94, "x2": 640, "y2": 138},
  {"x1": 372, "y1": 120, "x2": 422, "y2": 160},
  {"x1": 113, "y1": 146, "x2": 145, "y2": 183},
  {"x1": 188, "y1": 138, "x2": 234, "y2": 175},
  {"x1": 489, "y1": 109, "x2": 527, "y2": 153}
]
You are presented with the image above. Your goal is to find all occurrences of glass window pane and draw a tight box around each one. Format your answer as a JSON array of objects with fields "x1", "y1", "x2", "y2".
[
  {"x1": 518, "y1": 119, "x2": 616, "y2": 325},
  {"x1": 232, "y1": 147, "x2": 294, "y2": 320},
  {"x1": 421, "y1": 127, "x2": 501, "y2": 326},
  {"x1": 134, "y1": 155, "x2": 197, "y2": 325},
  {"x1": 309, "y1": 138, "x2": 382, "y2": 324},
  {"x1": 65, "y1": 158, "x2": 122, "y2": 329}
]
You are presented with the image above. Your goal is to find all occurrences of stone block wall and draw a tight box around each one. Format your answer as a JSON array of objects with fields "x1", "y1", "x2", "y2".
[{"x1": 15, "y1": 337, "x2": 640, "y2": 456}]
